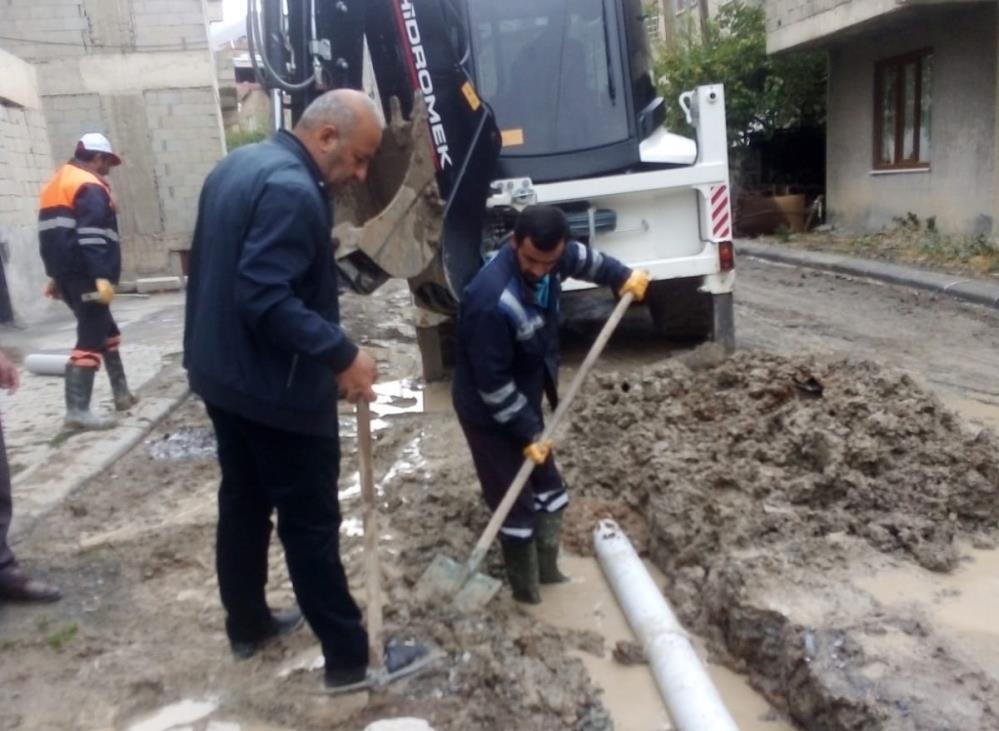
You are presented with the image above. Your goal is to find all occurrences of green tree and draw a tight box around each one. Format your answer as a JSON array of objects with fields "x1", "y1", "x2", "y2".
[{"x1": 654, "y1": 1, "x2": 826, "y2": 147}]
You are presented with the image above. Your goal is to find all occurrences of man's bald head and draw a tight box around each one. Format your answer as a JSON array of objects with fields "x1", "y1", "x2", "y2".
[{"x1": 293, "y1": 89, "x2": 383, "y2": 191}]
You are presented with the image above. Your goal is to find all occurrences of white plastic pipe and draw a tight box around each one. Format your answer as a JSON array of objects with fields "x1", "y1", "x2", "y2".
[
  {"x1": 594, "y1": 519, "x2": 741, "y2": 731},
  {"x1": 24, "y1": 353, "x2": 69, "y2": 376}
]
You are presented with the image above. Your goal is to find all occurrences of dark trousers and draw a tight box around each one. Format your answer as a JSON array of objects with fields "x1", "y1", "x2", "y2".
[
  {"x1": 205, "y1": 402, "x2": 368, "y2": 671},
  {"x1": 57, "y1": 275, "x2": 120, "y2": 365},
  {"x1": 458, "y1": 417, "x2": 568, "y2": 543},
  {"x1": 0, "y1": 415, "x2": 16, "y2": 574}
]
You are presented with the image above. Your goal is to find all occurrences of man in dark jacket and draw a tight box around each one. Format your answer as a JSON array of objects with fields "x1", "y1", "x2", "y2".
[
  {"x1": 0, "y1": 349, "x2": 61, "y2": 603},
  {"x1": 453, "y1": 205, "x2": 649, "y2": 604},
  {"x1": 38, "y1": 132, "x2": 137, "y2": 431},
  {"x1": 184, "y1": 89, "x2": 426, "y2": 690}
]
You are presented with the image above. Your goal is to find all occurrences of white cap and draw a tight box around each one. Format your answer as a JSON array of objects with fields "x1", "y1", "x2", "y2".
[{"x1": 76, "y1": 133, "x2": 122, "y2": 166}]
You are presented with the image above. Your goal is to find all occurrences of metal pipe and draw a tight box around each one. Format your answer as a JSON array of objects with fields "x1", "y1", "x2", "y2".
[{"x1": 271, "y1": 88, "x2": 283, "y2": 131}]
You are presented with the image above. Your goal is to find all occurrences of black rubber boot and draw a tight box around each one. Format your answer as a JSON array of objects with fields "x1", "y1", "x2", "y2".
[
  {"x1": 500, "y1": 538, "x2": 541, "y2": 605},
  {"x1": 536, "y1": 510, "x2": 570, "y2": 585},
  {"x1": 104, "y1": 350, "x2": 138, "y2": 411},
  {"x1": 64, "y1": 364, "x2": 116, "y2": 431}
]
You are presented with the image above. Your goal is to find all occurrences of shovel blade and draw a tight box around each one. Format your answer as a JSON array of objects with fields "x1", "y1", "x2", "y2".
[
  {"x1": 453, "y1": 573, "x2": 502, "y2": 611},
  {"x1": 415, "y1": 553, "x2": 502, "y2": 609}
]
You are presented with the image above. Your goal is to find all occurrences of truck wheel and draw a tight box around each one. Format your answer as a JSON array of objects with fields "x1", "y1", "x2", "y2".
[{"x1": 646, "y1": 278, "x2": 713, "y2": 342}]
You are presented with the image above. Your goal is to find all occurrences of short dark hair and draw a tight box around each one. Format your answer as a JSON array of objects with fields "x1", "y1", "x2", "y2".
[
  {"x1": 74, "y1": 148, "x2": 99, "y2": 163},
  {"x1": 513, "y1": 205, "x2": 570, "y2": 252}
]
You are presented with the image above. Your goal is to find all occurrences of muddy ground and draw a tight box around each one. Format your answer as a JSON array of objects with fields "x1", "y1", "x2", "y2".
[
  {"x1": 562, "y1": 349, "x2": 999, "y2": 730},
  {"x1": 2, "y1": 266, "x2": 999, "y2": 730}
]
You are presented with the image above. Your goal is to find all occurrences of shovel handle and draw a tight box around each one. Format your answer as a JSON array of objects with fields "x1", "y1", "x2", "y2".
[
  {"x1": 463, "y1": 292, "x2": 635, "y2": 576},
  {"x1": 357, "y1": 400, "x2": 384, "y2": 670}
]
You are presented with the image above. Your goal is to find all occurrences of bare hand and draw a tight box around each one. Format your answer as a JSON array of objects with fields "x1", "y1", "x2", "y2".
[
  {"x1": 336, "y1": 349, "x2": 378, "y2": 404},
  {"x1": 43, "y1": 278, "x2": 61, "y2": 300},
  {"x1": 0, "y1": 351, "x2": 19, "y2": 394}
]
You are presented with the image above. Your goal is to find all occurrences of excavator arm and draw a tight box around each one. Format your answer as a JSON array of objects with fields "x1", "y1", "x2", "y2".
[{"x1": 251, "y1": 0, "x2": 501, "y2": 314}]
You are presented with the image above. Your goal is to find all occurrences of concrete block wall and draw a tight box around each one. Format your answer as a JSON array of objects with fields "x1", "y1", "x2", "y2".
[
  {"x1": 131, "y1": 0, "x2": 212, "y2": 50},
  {"x1": 0, "y1": 0, "x2": 225, "y2": 282},
  {"x1": 0, "y1": 51, "x2": 55, "y2": 323},
  {"x1": 41, "y1": 94, "x2": 104, "y2": 163},
  {"x1": 144, "y1": 87, "x2": 223, "y2": 236}
]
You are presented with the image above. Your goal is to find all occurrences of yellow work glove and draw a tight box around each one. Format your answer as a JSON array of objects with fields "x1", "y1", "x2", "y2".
[
  {"x1": 523, "y1": 439, "x2": 554, "y2": 466},
  {"x1": 95, "y1": 278, "x2": 115, "y2": 305},
  {"x1": 618, "y1": 270, "x2": 651, "y2": 302},
  {"x1": 42, "y1": 278, "x2": 61, "y2": 300}
]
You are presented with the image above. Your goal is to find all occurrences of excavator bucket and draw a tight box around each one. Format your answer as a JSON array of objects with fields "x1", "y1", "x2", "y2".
[
  {"x1": 332, "y1": 0, "x2": 503, "y2": 314},
  {"x1": 333, "y1": 95, "x2": 445, "y2": 292}
]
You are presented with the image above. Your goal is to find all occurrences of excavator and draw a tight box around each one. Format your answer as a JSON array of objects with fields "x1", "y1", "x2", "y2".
[{"x1": 246, "y1": 0, "x2": 736, "y2": 377}]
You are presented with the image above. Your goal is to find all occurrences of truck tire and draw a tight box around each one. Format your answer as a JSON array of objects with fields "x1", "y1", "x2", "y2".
[{"x1": 646, "y1": 278, "x2": 714, "y2": 342}]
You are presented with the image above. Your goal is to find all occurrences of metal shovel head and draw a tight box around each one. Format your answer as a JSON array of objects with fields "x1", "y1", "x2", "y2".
[{"x1": 416, "y1": 553, "x2": 502, "y2": 610}]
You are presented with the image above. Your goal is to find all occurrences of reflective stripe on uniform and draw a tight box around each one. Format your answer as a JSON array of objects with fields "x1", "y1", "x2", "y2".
[
  {"x1": 544, "y1": 493, "x2": 569, "y2": 512},
  {"x1": 78, "y1": 227, "x2": 119, "y2": 242},
  {"x1": 569, "y1": 242, "x2": 588, "y2": 277},
  {"x1": 70, "y1": 349, "x2": 102, "y2": 368},
  {"x1": 78, "y1": 237, "x2": 108, "y2": 246},
  {"x1": 499, "y1": 288, "x2": 544, "y2": 341},
  {"x1": 587, "y1": 249, "x2": 605, "y2": 278},
  {"x1": 480, "y1": 381, "x2": 516, "y2": 406},
  {"x1": 534, "y1": 488, "x2": 569, "y2": 513},
  {"x1": 493, "y1": 393, "x2": 527, "y2": 424},
  {"x1": 38, "y1": 217, "x2": 77, "y2": 232},
  {"x1": 499, "y1": 525, "x2": 533, "y2": 539}
]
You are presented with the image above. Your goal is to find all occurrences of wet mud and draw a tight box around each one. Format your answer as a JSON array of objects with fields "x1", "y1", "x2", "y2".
[
  {"x1": 561, "y1": 349, "x2": 999, "y2": 730},
  {"x1": 4, "y1": 280, "x2": 998, "y2": 730}
]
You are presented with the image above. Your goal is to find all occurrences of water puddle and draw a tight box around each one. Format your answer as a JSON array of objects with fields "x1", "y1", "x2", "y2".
[
  {"x1": 377, "y1": 434, "x2": 428, "y2": 492},
  {"x1": 371, "y1": 379, "x2": 424, "y2": 417},
  {"x1": 528, "y1": 554, "x2": 794, "y2": 731},
  {"x1": 146, "y1": 427, "x2": 217, "y2": 461},
  {"x1": 853, "y1": 545, "x2": 999, "y2": 677},
  {"x1": 126, "y1": 698, "x2": 218, "y2": 731}
]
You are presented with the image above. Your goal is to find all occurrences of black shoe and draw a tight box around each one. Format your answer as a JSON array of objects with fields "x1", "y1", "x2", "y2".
[
  {"x1": 323, "y1": 639, "x2": 431, "y2": 690},
  {"x1": 0, "y1": 568, "x2": 62, "y2": 603},
  {"x1": 324, "y1": 664, "x2": 368, "y2": 690},
  {"x1": 230, "y1": 609, "x2": 304, "y2": 659}
]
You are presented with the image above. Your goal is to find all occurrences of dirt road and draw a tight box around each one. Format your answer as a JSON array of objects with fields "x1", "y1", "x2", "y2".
[
  {"x1": 735, "y1": 257, "x2": 999, "y2": 431},
  {"x1": 1, "y1": 257, "x2": 996, "y2": 730}
]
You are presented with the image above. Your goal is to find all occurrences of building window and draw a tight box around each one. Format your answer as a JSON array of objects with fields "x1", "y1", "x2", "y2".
[
  {"x1": 874, "y1": 49, "x2": 932, "y2": 170},
  {"x1": 644, "y1": 1, "x2": 661, "y2": 39}
]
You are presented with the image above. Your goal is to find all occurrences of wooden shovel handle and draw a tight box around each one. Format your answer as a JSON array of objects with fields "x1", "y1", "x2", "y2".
[{"x1": 357, "y1": 399, "x2": 383, "y2": 670}]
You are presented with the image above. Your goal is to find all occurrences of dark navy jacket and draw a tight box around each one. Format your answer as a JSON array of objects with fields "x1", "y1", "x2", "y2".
[
  {"x1": 183, "y1": 130, "x2": 357, "y2": 437},
  {"x1": 453, "y1": 239, "x2": 630, "y2": 444}
]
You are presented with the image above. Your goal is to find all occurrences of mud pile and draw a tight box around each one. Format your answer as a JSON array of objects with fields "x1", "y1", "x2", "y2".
[
  {"x1": 560, "y1": 350, "x2": 999, "y2": 730},
  {"x1": 564, "y1": 350, "x2": 999, "y2": 572}
]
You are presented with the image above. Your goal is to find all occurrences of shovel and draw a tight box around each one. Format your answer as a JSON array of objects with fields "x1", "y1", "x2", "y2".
[
  {"x1": 416, "y1": 292, "x2": 637, "y2": 610},
  {"x1": 321, "y1": 401, "x2": 439, "y2": 695},
  {"x1": 357, "y1": 399, "x2": 385, "y2": 674}
]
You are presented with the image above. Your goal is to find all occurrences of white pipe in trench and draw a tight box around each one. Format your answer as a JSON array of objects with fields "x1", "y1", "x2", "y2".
[{"x1": 593, "y1": 519, "x2": 741, "y2": 731}]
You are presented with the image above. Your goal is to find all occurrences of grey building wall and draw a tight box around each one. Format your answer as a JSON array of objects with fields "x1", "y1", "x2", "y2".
[
  {"x1": 0, "y1": 50, "x2": 54, "y2": 323},
  {"x1": 0, "y1": 0, "x2": 225, "y2": 278},
  {"x1": 826, "y1": 4, "x2": 997, "y2": 236}
]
